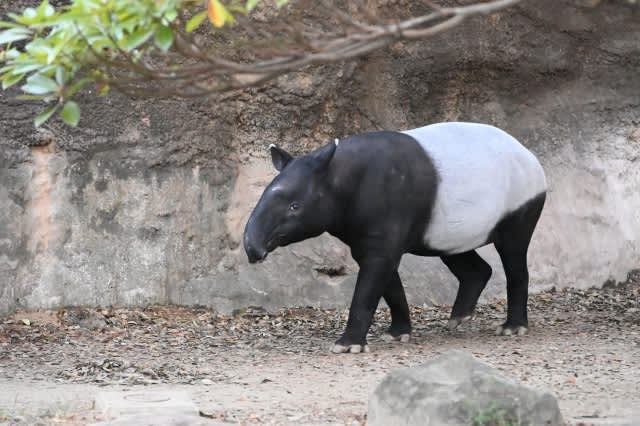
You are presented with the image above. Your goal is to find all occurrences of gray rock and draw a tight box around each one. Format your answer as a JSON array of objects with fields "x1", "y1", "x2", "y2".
[
  {"x1": 91, "y1": 414, "x2": 233, "y2": 426},
  {"x1": 368, "y1": 350, "x2": 563, "y2": 426},
  {"x1": 94, "y1": 390, "x2": 199, "y2": 418},
  {"x1": 568, "y1": 418, "x2": 640, "y2": 426}
]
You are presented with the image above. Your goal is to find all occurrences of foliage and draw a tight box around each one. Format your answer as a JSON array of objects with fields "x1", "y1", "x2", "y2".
[
  {"x1": 0, "y1": 0, "x2": 272, "y2": 127},
  {"x1": 471, "y1": 402, "x2": 519, "y2": 426}
]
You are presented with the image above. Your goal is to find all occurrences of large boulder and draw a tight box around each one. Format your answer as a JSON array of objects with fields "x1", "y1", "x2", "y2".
[{"x1": 368, "y1": 350, "x2": 563, "y2": 426}]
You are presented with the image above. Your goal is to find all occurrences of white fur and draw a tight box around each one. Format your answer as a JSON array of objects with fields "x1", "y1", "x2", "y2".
[{"x1": 402, "y1": 122, "x2": 547, "y2": 254}]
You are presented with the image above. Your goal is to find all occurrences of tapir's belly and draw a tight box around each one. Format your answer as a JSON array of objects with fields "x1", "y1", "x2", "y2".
[{"x1": 403, "y1": 122, "x2": 547, "y2": 254}]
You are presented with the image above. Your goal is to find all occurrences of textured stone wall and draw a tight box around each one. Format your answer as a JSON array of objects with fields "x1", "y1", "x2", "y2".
[{"x1": 1, "y1": 1, "x2": 638, "y2": 314}]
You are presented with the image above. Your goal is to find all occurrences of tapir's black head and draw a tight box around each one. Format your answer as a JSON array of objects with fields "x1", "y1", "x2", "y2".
[{"x1": 243, "y1": 142, "x2": 338, "y2": 264}]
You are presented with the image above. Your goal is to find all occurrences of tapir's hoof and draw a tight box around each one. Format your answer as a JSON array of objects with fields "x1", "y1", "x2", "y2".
[
  {"x1": 381, "y1": 333, "x2": 411, "y2": 343},
  {"x1": 495, "y1": 325, "x2": 528, "y2": 336},
  {"x1": 331, "y1": 344, "x2": 370, "y2": 354},
  {"x1": 447, "y1": 315, "x2": 473, "y2": 330}
]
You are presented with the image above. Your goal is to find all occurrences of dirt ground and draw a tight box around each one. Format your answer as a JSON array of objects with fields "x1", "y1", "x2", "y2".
[{"x1": 1, "y1": 272, "x2": 639, "y2": 426}]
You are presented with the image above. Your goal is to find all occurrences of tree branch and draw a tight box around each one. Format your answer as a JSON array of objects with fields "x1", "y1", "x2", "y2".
[{"x1": 97, "y1": 0, "x2": 524, "y2": 98}]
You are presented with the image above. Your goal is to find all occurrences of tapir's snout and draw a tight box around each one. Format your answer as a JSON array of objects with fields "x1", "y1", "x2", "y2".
[
  {"x1": 246, "y1": 243, "x2": 268, "y2": 264},
  {"x1": 244, "y1": 219, "x2": 269, "y2": 264}
]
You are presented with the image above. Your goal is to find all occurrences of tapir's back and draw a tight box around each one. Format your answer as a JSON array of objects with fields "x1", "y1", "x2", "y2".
[{"x1": 402, "y1": 122, "x2": 547, "y2": 254}]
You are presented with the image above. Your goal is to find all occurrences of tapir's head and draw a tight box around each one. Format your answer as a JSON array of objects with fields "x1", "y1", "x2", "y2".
[{"x1": 243, "y1": 142, "x2": 338, "y2": 263}]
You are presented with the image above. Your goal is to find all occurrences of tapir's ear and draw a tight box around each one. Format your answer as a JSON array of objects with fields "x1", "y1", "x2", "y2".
[
  {"x1": 269, "y1": 144, "x2": 293, "y2": 171},
  {"x1": 311, "y1": 140, "x2": 337, "y2": 170}
]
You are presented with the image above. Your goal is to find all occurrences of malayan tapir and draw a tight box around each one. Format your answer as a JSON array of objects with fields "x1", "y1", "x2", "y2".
[{"x1": 243, "y1": 122, "x2": 547, "y2": 354}]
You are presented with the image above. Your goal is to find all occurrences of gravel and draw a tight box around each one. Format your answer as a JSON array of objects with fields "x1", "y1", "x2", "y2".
[{"x1": 1, "y1": 271, "x2": 639, "y2": 425}]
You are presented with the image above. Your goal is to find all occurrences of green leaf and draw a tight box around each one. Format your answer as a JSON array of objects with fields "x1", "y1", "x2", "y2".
[
  {"x1": 6, "y1": 13, "x2": 23, "y2": 23},
  {"x1": 154, "y1": 24, "x2": 173, "y2": 51},
  {"x1": 2, "y1": 72, "x2": 25, "y2": 90},
  {"x1": 36, "y1": 1, "x2": 55, "y2": 18},
  {"x1": 23, "y1": 8, "x2": 37, "y2": 21},
  {"x1": 22, "y1": 73, "x2": 58, "y2": 95},
  {"x1": 120, "y1": 27, "x2": 154, "y2": 51},
  {"x1": 21, "y1": 318, "x2": 31, "y2": 326},
  {"x1": 55, "y1": 65, "x2": 67, "y2": 86},
  {"x1": 22, "y1": 83, "x2": 51, "y2": 95},
  {"x1": 164, "y1": 9, "x2": 178, "y2": 23},
  {"x1": 65, "y1": 77, "x2": 91, "y2": 97},
  {"x1": 0, "y1": 27, "x2": 31, "y2": 44},
  {"x1": 0, "y1": 21, "x2": 19, "y2": 29},
  {"x1": 61, "y1": 101, "x2": 80, "y2": 126},
  {"x1": 186, "y1": 11, "x2": 207, "y2": 33},
  {"x1": 46, "y1": 43, "x2": 65, "y2": 64},
  {"x1": 11, "y1": 63, "x2": 44, "y2": 74},
  {"x1": 34, "y1": 103, "x2": 59, "y2": 127},
  {"x1": 5, "y1": 48, "x2": 21, "y2": 59},
  {"x1": 246, "y1": 0, "x2": 260, "y2": 12},
  {"x1": 275, "y1": 0, "x2": 288, "y2": 7}
]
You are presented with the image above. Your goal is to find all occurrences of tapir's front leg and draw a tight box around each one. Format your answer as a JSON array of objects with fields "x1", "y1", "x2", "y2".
[{"x1": 332, "y1": 257, "x2": 396, "y2": 354}]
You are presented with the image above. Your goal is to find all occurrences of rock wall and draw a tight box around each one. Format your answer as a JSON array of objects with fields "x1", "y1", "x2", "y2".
[{"x1": 1, "y1": 1, "x2": 639, "y2": 314}]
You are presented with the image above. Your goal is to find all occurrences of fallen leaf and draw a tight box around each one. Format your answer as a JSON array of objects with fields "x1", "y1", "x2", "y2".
[{"x1": 208, "y1": 0, "x2": 227, "y2": 28}]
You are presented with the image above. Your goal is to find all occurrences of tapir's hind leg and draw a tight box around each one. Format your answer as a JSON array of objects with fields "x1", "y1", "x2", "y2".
[
  {"x1": 494, "y1": 247, "x2": 529, "y2": 335},
  {"x1": 381, "y1": 270, "x2": 411, "y2": 343},
  {"x1": 441, "y1": 251, "x2": 492, "y2": 330},
  {"x1": 493, "y1": 193, "x2": 546, "y2": 336}
]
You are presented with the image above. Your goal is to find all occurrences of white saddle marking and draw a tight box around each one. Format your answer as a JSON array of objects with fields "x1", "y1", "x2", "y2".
[{"x1": 402, "y1": 122, "x2": 546, "y2": 254}]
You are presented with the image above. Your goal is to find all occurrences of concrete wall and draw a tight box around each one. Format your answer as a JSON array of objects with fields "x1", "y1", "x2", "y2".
[{"x1": 1, "y1": 1, "x2": 638, "y2": 314}]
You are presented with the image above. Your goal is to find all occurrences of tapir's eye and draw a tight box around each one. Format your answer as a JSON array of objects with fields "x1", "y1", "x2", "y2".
[{"x1": 289, "y1": 202, "x2": 300, "y2": 211}]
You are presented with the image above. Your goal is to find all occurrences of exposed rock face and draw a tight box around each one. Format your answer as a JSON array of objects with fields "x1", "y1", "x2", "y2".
[
  {"x1": 1, "y1": 1, "x2": 639, "y2": 314},
  {"x1": 368, "y1": 350, "x2": 563, "y2": 426}
]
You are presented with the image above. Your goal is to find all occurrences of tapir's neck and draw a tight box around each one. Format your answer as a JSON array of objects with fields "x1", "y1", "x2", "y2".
[
  {"x1": 319, "y1": 130, "x2": 441, "y2": 251},
  {"x1": 322, "y1": 147, "x2": 368, "y2": 241}
]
